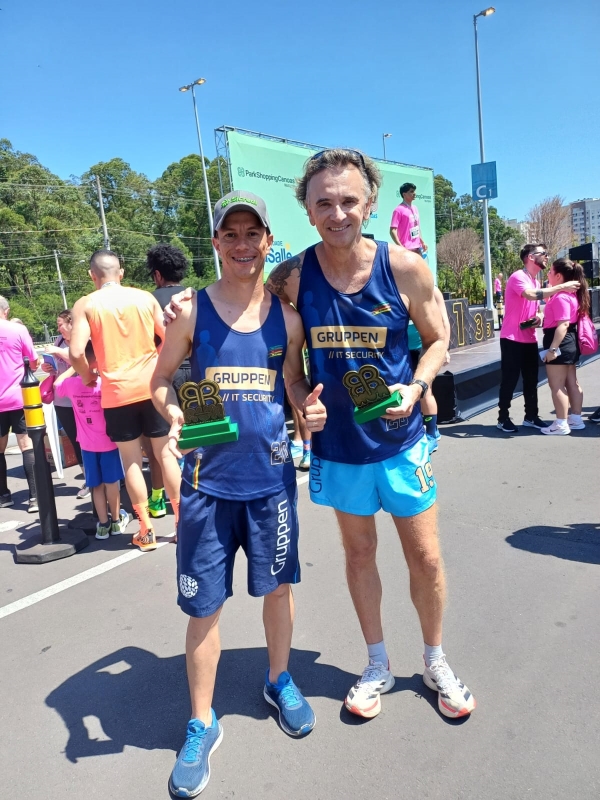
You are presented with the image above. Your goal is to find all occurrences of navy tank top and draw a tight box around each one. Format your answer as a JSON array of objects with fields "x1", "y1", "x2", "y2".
[
  {"x1": 297, "y1": 241, "x2": 422, "y2": 464},
  {"x1": 181, "y1": 289, "x2": 295, "y2": 500}
]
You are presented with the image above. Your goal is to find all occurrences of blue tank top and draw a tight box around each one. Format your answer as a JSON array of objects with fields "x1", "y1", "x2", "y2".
[
  {"x1": 181, "y1": 289, "x2": 295, "y2": 500},
  {"x1": 297, "y1": 241, "x2": 422, "y2": 464}
]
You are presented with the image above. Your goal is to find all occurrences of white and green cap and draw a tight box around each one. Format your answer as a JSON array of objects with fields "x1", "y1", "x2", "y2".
[{"x1": 213, "y1": 191, "x2": 271, "y2": 233}]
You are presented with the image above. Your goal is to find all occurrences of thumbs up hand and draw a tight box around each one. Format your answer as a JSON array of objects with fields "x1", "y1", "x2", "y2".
[{"x1": 302, "y1": 383, "x2": 327, "y2": 433}]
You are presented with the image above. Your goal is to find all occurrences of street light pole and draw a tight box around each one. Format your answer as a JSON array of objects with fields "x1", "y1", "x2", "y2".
[
  {"x1": 179, "y1": 78, "x2": 221, "y2": 280},
  {"x1": 473, "y1": 7, "x2": 495, "y2": 311},
  {"x1": 382, "y1": 133, "x2": 392, "y2": 161}
]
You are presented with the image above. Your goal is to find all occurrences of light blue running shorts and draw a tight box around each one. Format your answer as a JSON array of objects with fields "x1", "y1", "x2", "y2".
[{"x1": 308, "y1": 435, "x2": 436, "y2": 518}]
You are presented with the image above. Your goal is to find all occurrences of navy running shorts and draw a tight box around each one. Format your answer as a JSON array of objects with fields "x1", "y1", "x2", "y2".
[{"x1": 177, "y1": 480, "x2": 300, "y2": 618}]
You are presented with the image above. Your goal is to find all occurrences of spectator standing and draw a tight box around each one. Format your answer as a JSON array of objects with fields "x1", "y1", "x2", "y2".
[
  {"x1": 54, "y1": 343, "x2": 130, "y2": 537},
  {"x1": 70, "y1": 250, "x2": 181, "y2": 551},
  {"x1": 494, "y1": 273, "x2": 503, "y2": 302},
  {"x1": 145, "y1": 243, "x2": 192, "y2": 518},
  {"x1": 496, "y1": 244, "x2": 579, "y2": 433},
  {"x1": 40, "y1": 309, "x2": 88, "y2": 498},
  {"x1": 0, "y1": 295, "x2": 38, "y2": 511},
  {"x1": 540, "y1": 259, "x2": 590, "y2": 435},
  {"x1": 389, "y1": 182, "x2": 428, "y2": 258}
]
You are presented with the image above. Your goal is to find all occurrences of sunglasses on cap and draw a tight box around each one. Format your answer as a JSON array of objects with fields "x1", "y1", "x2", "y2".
[{"x1": 309, "y1": 148, "x2": 367, "y2": 170}]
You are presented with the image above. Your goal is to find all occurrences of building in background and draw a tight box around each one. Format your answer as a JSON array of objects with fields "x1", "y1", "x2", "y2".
[
  {"x1": 570, "y1": 198, "x2": 600, "y2": 246},
  {"x1": 506, "y1": 218, "x2": 533, "y2": 242}
]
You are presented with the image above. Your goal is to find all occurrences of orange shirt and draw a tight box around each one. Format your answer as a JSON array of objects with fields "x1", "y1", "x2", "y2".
[{"x1": 87, "y1": 285, "x2": 161, "y2": 408}]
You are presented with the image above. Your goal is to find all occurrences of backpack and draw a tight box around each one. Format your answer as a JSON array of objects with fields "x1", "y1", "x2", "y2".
[{"x1": 578, "y1": 313, "x2": 599, "y2": 355}]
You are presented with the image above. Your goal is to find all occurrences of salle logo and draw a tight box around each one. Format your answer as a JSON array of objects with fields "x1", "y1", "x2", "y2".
[{"x1": 267, "y1": 240, "x2": 292, "y2": 264}]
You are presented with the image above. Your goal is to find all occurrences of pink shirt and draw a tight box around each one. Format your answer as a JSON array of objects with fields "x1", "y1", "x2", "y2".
[
  {"x1": 390, "y1": 203, "x2": 422, "y2": 249},
  {"x1": 54, "y1": 376, "x2": 116, "y2": 453},
  {"x1": 494, "y1": 278, "x2": 502, "y2": 294},
  {"x1": 543, "y1": 292, "x2": 579, "y2": 329},
  {"x1": 0, "y1": 319, "x2": 37, "y2": 412},
  {"x1": 500, "y1": 270, "x2": 540, "y2": 343}
]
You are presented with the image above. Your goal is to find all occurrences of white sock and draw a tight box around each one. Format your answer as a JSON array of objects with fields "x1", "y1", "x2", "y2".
[
  {"x1": 367, "y1": 640, "x2": 388, "y2": 667},
  {"x1": 556, "y1": 418, "x2": 569, "y2": 427},
  {"x1": 424, "y1": 643, "x2": 444, "y2": 667}
]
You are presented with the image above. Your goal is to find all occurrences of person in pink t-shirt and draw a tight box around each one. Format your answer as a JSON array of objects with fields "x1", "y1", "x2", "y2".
[
  {"x1": 54, "y1": 342, "x2": 130, "y2": 540},
  {"x1": 496, "y1": 244, "x2": 580, "y2": 433},
  {"x1": 389, "y1": 183, "x2": 428, "y2": 257},
  {"x1": 0, "y1": 295, "x2": 38, "y2": 512},
  {"x1": 540, "y1": 259, "x2": 590, "y2": 435}
]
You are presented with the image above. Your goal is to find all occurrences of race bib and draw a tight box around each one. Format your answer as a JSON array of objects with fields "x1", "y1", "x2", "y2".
[{"x1": 410, "y1": 225, "x2": 420, "y2": 239}]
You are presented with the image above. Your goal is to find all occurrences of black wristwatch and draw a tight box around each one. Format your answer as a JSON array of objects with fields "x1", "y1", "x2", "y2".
[{"x1": 409, "y1": 379, "x2": 429, "y2": 398}]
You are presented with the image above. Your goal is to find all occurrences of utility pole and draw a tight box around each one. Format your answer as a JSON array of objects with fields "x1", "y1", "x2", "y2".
[
  {"x1": 53, "y1": 250, "x2": 68, "y2": 309},
  {"x1": 95, "y1": 176, "x2": 110, "y2": 250}
]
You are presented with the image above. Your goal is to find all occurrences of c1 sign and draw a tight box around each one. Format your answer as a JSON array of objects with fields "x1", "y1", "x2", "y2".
[{"x1": 471, "y1": 161, "x2": 497, "y2": 200}]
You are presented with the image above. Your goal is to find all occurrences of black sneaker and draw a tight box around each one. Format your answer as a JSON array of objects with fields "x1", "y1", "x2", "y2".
[
  {"x1": 0, "y1": 492, "x2": 14, "y2": 508},
  {"x1": 589, "y1": 407, "x2": 600, "y2": 424},
  {"x1": 523, "y1": 417, "x2": 548, "y2": 429},
  {"x1": 497, "y1": 418, "x2": 518, "y2": 433}
]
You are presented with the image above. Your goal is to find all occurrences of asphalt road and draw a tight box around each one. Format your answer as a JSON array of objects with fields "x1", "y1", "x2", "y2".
[{"x1": 1, "y1": 364, "x2": 599, "y2": 800}]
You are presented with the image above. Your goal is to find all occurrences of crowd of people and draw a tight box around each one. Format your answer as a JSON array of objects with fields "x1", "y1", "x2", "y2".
[{"x1": 0, "y1": 147, "x2": 597, "y2": 798}]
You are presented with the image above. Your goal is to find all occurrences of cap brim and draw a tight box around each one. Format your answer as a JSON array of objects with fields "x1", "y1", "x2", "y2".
[{"x1": 215, "y1": 203, "x2": 270, "y2": 232}]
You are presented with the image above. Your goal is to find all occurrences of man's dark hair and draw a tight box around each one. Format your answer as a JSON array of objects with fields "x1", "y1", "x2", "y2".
[
  {"x1": 146, "y1": 244, "x2": 189, "y2": 283},
  {"x1": 400, "y1": 182, "x2": 416, "y2": 196},
  {"x1": 520, "y1": 243, "x2": 546, "y2": 263},
  {"x1": 89, "y1": 249, "x2": 120, "y2": 268}
]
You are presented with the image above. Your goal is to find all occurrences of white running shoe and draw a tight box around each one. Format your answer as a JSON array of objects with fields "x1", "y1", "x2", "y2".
[
  {"x1": 540, "y1": 421, "x2": 570, "y2": 436},
  {"x1": 567, "y1": 414, "x2": 585, "y2": 430},
  {"x1": 345, "y1": 660, "x2": 395, "y2": 718},
  {"x1": 423, "y1": 656, "x2": 476, "y2": 718}
]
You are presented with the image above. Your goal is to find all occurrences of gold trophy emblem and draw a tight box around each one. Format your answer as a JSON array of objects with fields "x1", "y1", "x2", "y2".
[
  {"x1": 343, "y1": 365, "x2": 402, "y2": 424},
  {"x1": 177, "y1": 379, "x2": 239, "y2": 448}
]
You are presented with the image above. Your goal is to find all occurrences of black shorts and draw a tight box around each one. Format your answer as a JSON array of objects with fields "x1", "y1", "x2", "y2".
[
  {"x1": 409, "y1": 348, "x2": 421, "y2": 373},
  {"x1": 104, "y1": 399, "x2": 170, "y2": 442},
  {"x1": 543, "y1": 325, "x2": 580, "y2": 366},
  {"x1": 0, "y1": 408, "x2": 27, "y2": 437}
]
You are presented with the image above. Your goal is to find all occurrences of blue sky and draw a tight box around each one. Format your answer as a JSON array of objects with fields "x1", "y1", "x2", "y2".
[{"x1": 2, "y1": 0, "x2": 598, "y2": 221}]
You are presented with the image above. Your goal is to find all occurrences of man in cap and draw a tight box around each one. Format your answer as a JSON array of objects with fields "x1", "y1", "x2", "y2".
[{"x1": 152, "y1": 190, "x2": 326, "y2": 798}]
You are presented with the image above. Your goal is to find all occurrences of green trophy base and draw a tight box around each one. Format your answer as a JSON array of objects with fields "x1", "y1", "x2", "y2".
[
  {"x1": 353, "y1": 390, "x2": 402, "y2": 424},
  {"x1": 178, "y1": 417, "x2": 239, "y2": 448}
]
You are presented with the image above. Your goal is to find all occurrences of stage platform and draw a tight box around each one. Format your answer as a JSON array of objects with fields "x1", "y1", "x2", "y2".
[{"x1": 438, "y1": 326, "x2": 600, "y2": 422}]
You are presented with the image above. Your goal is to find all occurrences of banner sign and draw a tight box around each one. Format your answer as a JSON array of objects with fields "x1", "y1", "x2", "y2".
[
  {"x1": 227, "y1": 130, "x2": 437, "y2": 277},
  {"x1": 471, "y1": 161, "x2": 498, "y2": 200}
]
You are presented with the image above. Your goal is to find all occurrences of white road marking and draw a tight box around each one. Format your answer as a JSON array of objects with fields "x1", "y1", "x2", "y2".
[
  {"x1": 0, "y1": 478, "x2": 312, "y2": 621},
  {"x1": 0, "y1": 542, "x2": 169, "y2": 620}
]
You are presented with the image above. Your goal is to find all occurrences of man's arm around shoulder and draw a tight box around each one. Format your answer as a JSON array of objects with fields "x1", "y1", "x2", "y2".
[{"x1": 265, "y1": 252, "x2": 305, "y2": 307}]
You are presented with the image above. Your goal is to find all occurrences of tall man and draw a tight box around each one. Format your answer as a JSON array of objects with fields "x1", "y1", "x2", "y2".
[
  {"x1": 70, "y1": 250, "x2": 181, "y2": 550},
  {"x1": 497, "y1": 244, "x2": 579, "y2": 433},
  {"x1": 152, "y1": 191, "x2": 326, "y2": 798},
  {"x1": 0, "y1": 296, "x2": 38, "y2": 511},
  {"x1": 267, "y1": 149, "x2": 474, "y2": 720},
  {"x1": 389, "y1": 181, "x2": 428, "y2": 257}
]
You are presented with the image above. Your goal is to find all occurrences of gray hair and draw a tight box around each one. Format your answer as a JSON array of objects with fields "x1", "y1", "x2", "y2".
[
  {"x1": 0, "y1": 295, "x2": 9, "y2": 314},
  {"x1": 295, "y1": 148, "x2": 382, "y2": 209}
]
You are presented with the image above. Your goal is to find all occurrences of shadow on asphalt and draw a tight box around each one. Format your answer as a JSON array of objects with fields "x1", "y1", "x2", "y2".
[
  {"x1": 45, "y1": 646, "x2": 458, "y2": 762},
  {"x1": 506, "y1": 523, "x2": 600, "y2": 565}
]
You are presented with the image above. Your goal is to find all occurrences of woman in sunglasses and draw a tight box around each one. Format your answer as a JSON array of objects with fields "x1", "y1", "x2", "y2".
[{"x1": 541, "y1": 258, "x2": 590, "y2": 435}]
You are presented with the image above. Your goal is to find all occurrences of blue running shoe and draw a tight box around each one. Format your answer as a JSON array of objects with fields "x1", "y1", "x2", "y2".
[
  {"x1": 427, "y1": 433, "x2": 439, "y2": 454},
  {"x1": 169, "y1": 712, "x2": 223, "y2": 797},
  {"x1": 263, "y1": 670, "x2": 316, "y2": 737}
]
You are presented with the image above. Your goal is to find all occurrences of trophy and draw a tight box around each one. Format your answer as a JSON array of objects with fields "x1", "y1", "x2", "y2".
[
  {"x1": 177, "y1": 379, "x2": 239, "y2": 448},
  {"x1": 342, "y1": 365, "x2": 402, "y2": 424}
]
